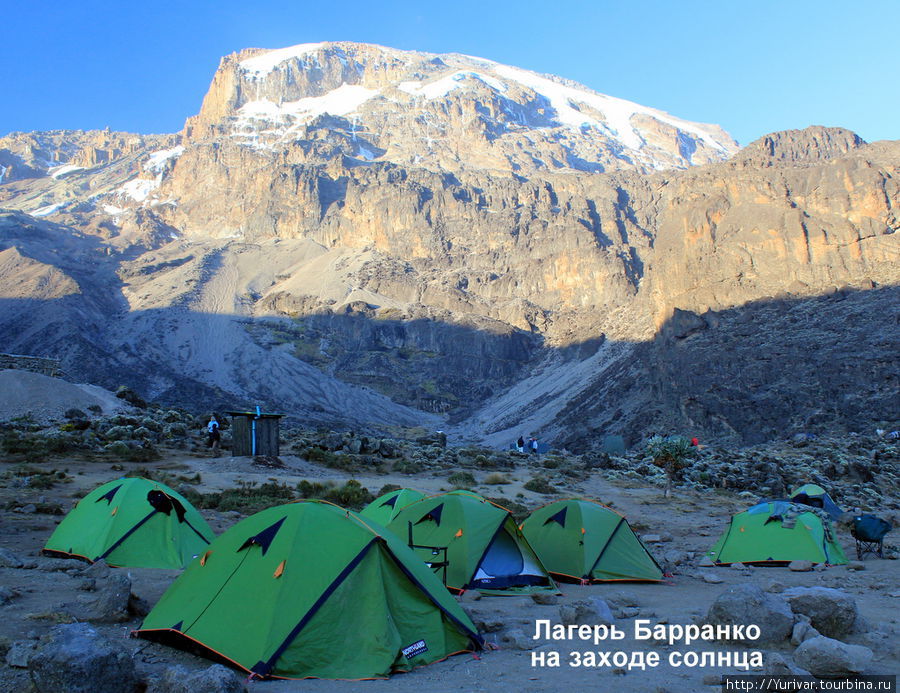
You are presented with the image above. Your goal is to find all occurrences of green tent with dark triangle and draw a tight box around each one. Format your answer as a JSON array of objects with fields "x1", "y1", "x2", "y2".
[
  {"x1": 360, "y1": 488, "x2": 425, "y2": 526},
  {"x1": 521, "y1": 499, "x2": 663, "y2": 583},
  {"x1": 43, "y1": 477, "x2": 214, "y2": 569},
  {"x1": 706, "y1": 501, "x2": 848, "y2": 566},
  {"x1": 387, "y1": 490, "x2": 556, "y2": 595},
  {"x1": 136, "y1": 500, "x2": 481, "y2": 680}
]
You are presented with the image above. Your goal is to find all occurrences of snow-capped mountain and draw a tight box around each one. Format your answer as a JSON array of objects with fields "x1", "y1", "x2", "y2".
[{"x1": 186, "y1": 42, "x2": 738, "y2": 174}]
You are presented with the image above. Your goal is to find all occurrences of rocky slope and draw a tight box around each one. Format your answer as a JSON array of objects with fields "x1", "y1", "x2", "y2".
[{"x1": 0, "y1": 43, "x2": 897, "y2": 447}]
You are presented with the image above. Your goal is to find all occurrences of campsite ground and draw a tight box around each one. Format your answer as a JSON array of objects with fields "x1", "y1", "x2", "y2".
[{"x1": 0, "y1": 449, "x2": 898, "y2": 693}]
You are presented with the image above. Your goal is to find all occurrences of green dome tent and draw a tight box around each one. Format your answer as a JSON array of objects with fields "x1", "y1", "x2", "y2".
[
  {"x1": 360, "y1": 488, "x2": 425, "y2": 526},
  {"x1": 387, "y1": 490, "x2": 556, "y2": 595},
  {"x1": 521, "y1": 499, "x2": 663, "y2": 583},
  {"x1": 136, "y1": 500, "x2": 481, "y2": 680},
  {"x1": 789, "y1": 483, "x2": 844, "y2": 522},
  {"x1": 706, "y1": 501, "x2": 848, "y2": 566},
  {"x1": 43, "y1": 477, "x2": 214, "y2": 569}
]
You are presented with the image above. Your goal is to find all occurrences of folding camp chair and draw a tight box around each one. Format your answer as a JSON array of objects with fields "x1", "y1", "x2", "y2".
[{"x1": 850, "y1": 515, "x2": 892, "y2": 559}]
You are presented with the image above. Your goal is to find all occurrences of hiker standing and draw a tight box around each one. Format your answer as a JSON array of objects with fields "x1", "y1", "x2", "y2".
[
  {"x1": 207, "y1": 416, "x2": 221, "y2": 456},
  {"x1": 530, "y1": 437, "x2": 539, "y2": 454},
  {"x1": 516, "y1": 436, "x2": 525, "y2": 453}
]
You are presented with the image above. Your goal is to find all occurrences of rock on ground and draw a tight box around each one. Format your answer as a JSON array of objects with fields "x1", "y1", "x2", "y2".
[
  {"x1": 148, "y1": 664, "x2": 247, "y2": 693},
  {"x1": 559, "y1": 598, "x2": 615, "y2": 626},
  {"x1": 763, "y1": 651, "x2": 810, "y2": 676},
  {"x1": 499, "y1": 628, "x2": 534, "y2": 651},
  {"x1": 28, "y1": 622, "x2": 140, "y2": 693},
  {"x1": 793, "y1": 635, "x2": 873, "y2": 676},
  {"x1": 5, "y1": 639, "x2": 36, "y2": 668},
  {"x1": 705, "y1": 583, "x2": 793, "y2": 644},
  {"x1": 790, "y1": 616, "x2": 821, "y2": 646},
  {"x1": 783, "y1": 586, "x2": 858, "y2": 639},
  {"x1": 0, "y1": 547, "x2": 24, "y2": 568},
  {"x1": 788, "y1": 560, "x2": 814, "y2": 572},
  {"x1": 79, "y1": 571, "x2": 134, "y2": 623}
]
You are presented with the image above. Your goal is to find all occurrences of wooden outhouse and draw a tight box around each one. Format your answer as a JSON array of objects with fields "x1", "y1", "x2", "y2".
[{"x1": 226, "y1": 410, "x2": 284, "y2": 457}]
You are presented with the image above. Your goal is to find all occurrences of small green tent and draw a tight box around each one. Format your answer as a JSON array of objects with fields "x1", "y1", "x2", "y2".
[
  {"x1": 521, "y1": 499, "x2": 663, "y2": 583},
  {"x1": 360, "y1": 488, "x2": 425, "y2": 526},
  {"x1": 789, "y1": 483, "x2": 843, "y2": 521},
  {"x1": 43, "y1": 477, "x2": 213, "y2": 569},
  {"x1": 136, "y1": 500, "x2": 481, "y2": 680},
  {"x1": 706, "y1": 501, "x2": 848, "y2": 566},
  {"x1": 387, "y1": 490, "x2": 556, "y2": 595}
]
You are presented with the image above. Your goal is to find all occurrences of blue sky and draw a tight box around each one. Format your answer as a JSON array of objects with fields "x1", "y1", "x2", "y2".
[{"x1": 3, "y1": 0, "x2": 897, "y2": 146}]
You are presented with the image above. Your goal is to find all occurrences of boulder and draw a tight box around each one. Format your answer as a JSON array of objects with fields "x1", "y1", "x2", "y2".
[
  {"x1": 6, "y1": 640, "x2": 36, "y2": 668},
  {"x1": 0, "y1": 586, "x2": 17, "y2": 605},
  {"x1": 82, "y1": 559, "x2": 112, "y2": 579},
  {"x1": 606, "y1": 592, "x2": 640, "y2": 609},
  {"x1": 474, "y1": 618, "x2": 505, "y2": 633},
  {"x1": 793, "y1": 636, "x2": 873, "y2": 676},
  {"x1": 788, "y1": 560, "x2": 814, "y2": 572},
  {"x1": 783, "y1": 587, "x2": 858, "y2": 639},
  {"x1": 149, "y1": 664, "x2": 247, "y2": 693},
  {"x1": 82, "y1": 572, "x2": 133, "y2": 622},
  {"x1": 559, "y1": 598, "x2": 615, "y2": 627},
  {"x1": 378, "y1": 439, "x2": 398, "y2": 457},
  {"x1": 705, "y1": 583, "x2": 793, "y2": 644},
  {"x1": 763, "y1": 652, "x2": 810, "y2": 676},
  {"x1": 499, "y1": 628, "x2": 534, "y2": 650},
  {"x1": 36, "y1": 557, "x2": 76, "y2": 572},
  {"x1": 531, "y1": 593, "x2": 558, "y2": 605},
  {"x1": 790, "y1": 617, "x2": 821, "y2": 646},
  {"x1": 701, "y1": 572, "x2": 724, "y2": 584},
  {"x1": 0, "y1": 547, "x2": 25, "y2": 568},
  {"x1": 28, "y1": 623, "x2": 140, "y2": 692},
  {"x1": 662, "y1": 549, "x2": 690, "y2": 568}
]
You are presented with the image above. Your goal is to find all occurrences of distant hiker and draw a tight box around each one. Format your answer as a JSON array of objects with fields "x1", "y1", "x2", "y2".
[
  {"x1": 690, "y1": 437, "x2": 699, "y2": 447},
  {"x1": 516, "y1": 436, "x2": 525, "y2": 453},
  {"x1": 207, "y1": 416, "x2": 221, "y2": 456},
  {"x1": 530, "y1": 437, "x2": 539, "y2": 454}
]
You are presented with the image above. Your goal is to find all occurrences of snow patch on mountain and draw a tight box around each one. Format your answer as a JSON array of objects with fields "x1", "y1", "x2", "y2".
[
  {"x1": 239, "y1": 43, "x2": 326, "y2": 75},
  {"x1": 118, "y1": 177, "x2": 160, "y2": 203},
  {"x1": 490, "y1": 63, "x2": 728, "y2": 153},
  {"x1": 144, "y1": 146, "x2": 184, "y2": 173},
  {"x1": 32, "y1": 203, "x2": 64, "y2": 217},
  {"x1": 48, "y1": 164, "x2": 85, "y2": 179},
  {"x1": 236, "y1": 85, "x2": 379, "y2": 127},
  {"x1": 398, "y1": 71, "x2": 507, "y2": 99}
]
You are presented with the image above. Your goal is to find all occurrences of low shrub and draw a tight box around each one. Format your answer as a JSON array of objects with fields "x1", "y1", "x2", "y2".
[
  {"x1": 523, "y1": 476, "x2": 557, "y2": 494},
  {"x1": 447, "y1": 471, "x2": 476, "y2": 489}
]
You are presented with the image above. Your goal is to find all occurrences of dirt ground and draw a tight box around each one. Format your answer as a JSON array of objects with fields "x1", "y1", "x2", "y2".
[{"x1": 1, "y1": 449, "x2": 897, "y2": 692}]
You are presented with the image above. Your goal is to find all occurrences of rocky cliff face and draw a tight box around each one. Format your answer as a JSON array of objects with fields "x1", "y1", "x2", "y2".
[{"x1": 0, "y1": 43, "x2": 897, "y2": 446}]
